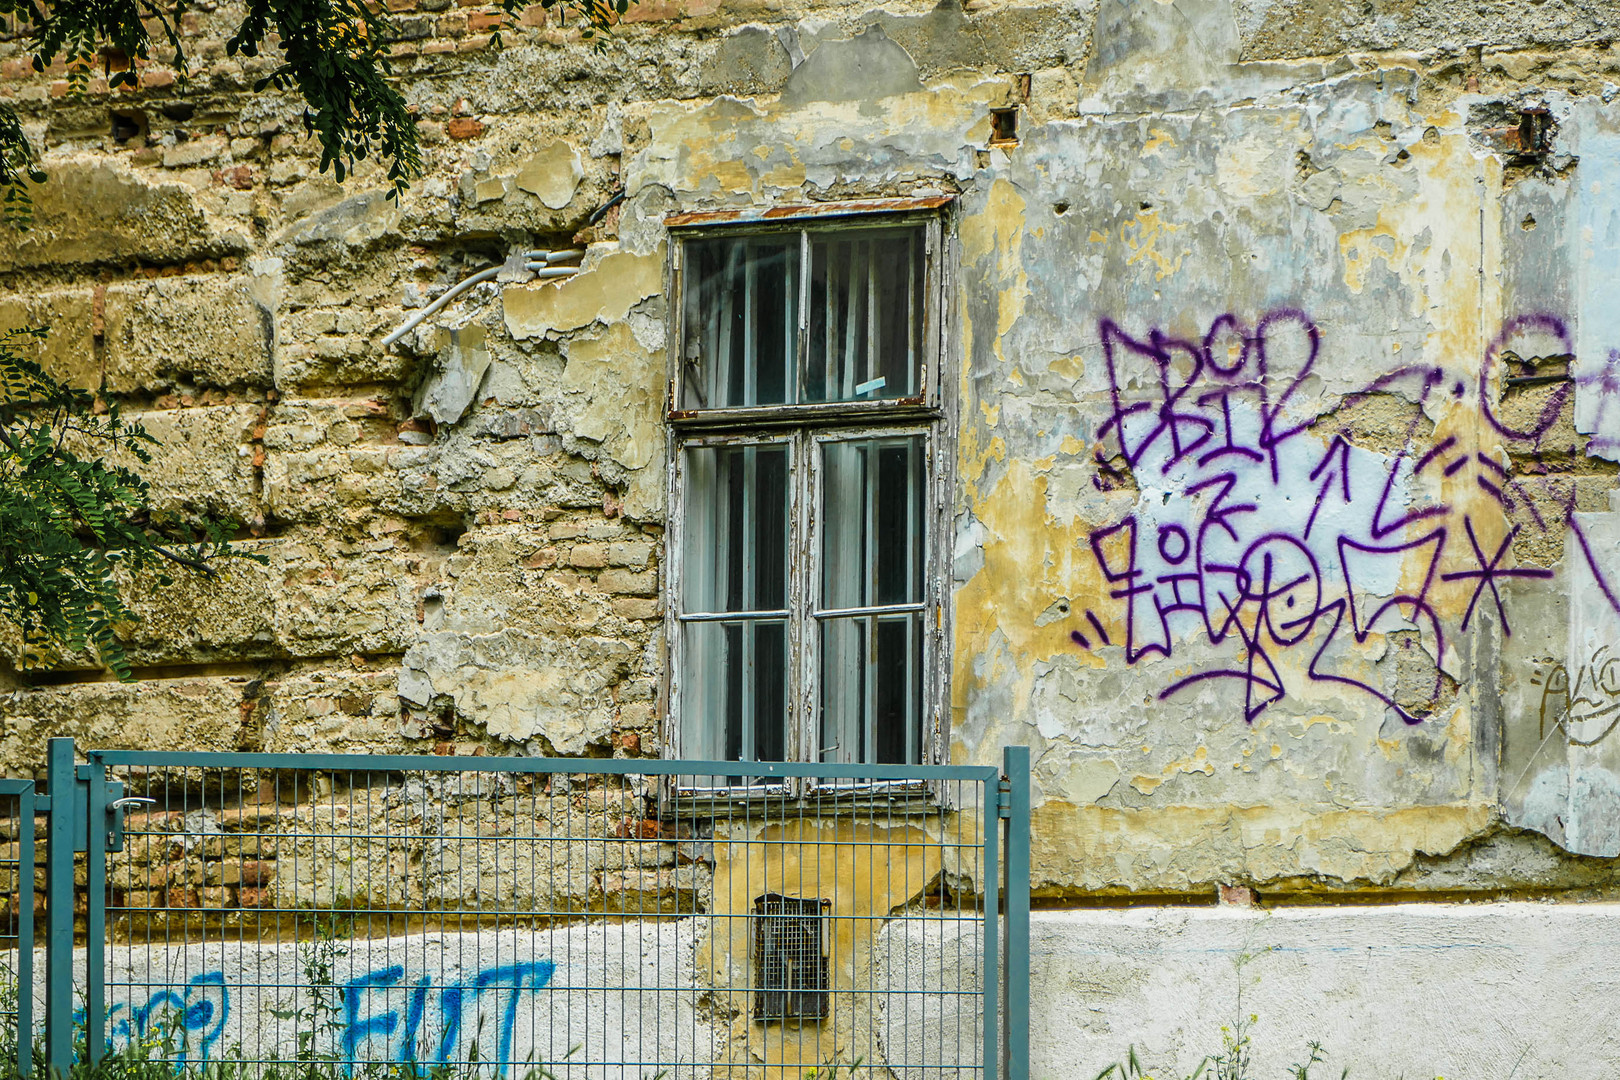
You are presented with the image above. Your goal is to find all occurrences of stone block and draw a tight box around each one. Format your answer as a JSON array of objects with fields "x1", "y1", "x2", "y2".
[
  {"x1": 0, "y1": 288, "x2": 97, "y2": 390},
  {"x1": 0, "y1": 158, "x2": 248, "y2": 271},
  {"x1": 259, "y1": 667, "x2": 411, "y2": 755},
  {"x1": 607, "y1": 541, "x2": 655, "y2": 568},
  {"x1": 124, "y1": 404, "x2": 262, "y2": 522},
  {"x1": 0, "y1": 678, "x2": 249, "y2": 774},
  {"x1": 115, "y1": 546, "x2": 279, "y2": 666},
  {"x1": 569, "y1": 543, "x2": 609, "y2": 568},
  {"x1": 271, "y1": 540, "x2": 428, "y2": 658},
  {"x1": 598, "y1": 569, "x2": 657, "y2": 596},
  {"x1": 207, "y1": 859, "x2": 275, "y2": 886},
  {"x1": 103, "y1": 275, "x2": 274, "y2": 392}
]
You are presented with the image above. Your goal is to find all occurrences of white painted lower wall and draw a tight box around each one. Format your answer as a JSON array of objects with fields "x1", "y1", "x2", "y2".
[
  {"x1": 15, "y1": 902, "x2": 1618, "y2": 1079},
  {"x1": 1032, "y1": 903, "x2": 1620, "y2": 1080}
]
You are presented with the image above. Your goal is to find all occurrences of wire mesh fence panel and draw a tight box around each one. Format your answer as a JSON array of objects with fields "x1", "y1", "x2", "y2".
[
  {"x1": 0, "y1": 779, "x2": 38, "y2": 1078},
  {"x1": 86, "y1": 755, "x2": 998, "y2": 1080}
]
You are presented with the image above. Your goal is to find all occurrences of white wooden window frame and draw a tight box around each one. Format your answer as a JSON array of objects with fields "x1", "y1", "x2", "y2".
[{"x1": 662, "y1": 206, "x2": 955, "y2": 798}]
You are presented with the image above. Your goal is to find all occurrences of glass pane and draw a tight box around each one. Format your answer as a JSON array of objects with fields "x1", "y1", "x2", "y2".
[
  {"x1": 681, "y1": 619, "x2": 789, "y2": 771},
  {"x1": 681, "y1": 236, "x2": 799, "y2": 409},
  {"x1": 683, "y1": 443, "x2": 789, "y2": 613},
  {"x1": 819, "y1": 613, "x2": 924, "y2": 765},
  {"x1": 807, "y1": 228, "x2": 924, "y2": 402},
  {"x1": 821, "y1": 436, "x2": 925, "y2": 609}
]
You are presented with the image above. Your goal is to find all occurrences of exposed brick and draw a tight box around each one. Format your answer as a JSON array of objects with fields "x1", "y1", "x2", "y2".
[
  {"x1": 570, "y1": 543, "x2": 608, "y2": 568},
  {"x1": 213, "y1": 164, "x2": 254, "y2": 189},
  {"x1": 519, "y1": 549, "x2": 558, "y2": 570},
  {"x1": 392, "y1": 14, "x2": 436, "y2": 38},
  {"x1": 447, "y1": 117, "x2": 485, "y2": 140},
  {"x1": 625, "y1": 0, "x2": 681, "y2": 21},
  {"x1": 599, "y1": 569, "x2": 657, "y2": 597},
  {"x1": 141, "y1": 69, "x2": 175, "y2": 88},
  {"x1": 467, "y1": 10, "x2": 504, "y2": 31},
  {"x1": 611, "y1": 598, "x2": 659, "y2": 621},
  {"x1": 608, "y1": 541, "x2": 654, "y2": 568},
  {"x1": 236, "y1": 886, "x2": 273, "y2": 908}
]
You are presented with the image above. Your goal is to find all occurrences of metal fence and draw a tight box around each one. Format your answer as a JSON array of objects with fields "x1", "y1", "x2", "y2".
[
  {"x1": 0, "y1": 779, "x2": 38, "y2": 1078},
  {"x1": 20, "y1": 742, "x2": 1029, "y2": 1080}
]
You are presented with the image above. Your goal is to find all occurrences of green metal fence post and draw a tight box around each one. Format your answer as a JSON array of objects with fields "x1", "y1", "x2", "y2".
[
  {"x1": 43, "y1": 737, "x2": 77, "y2": 1078},
  {"x1": 82, "y1": 758, "x2": 107, "y2": 1066},
  {"x1": 982, "y1": 772, "x2": 1001, "y2": 1080},
  {"x1": 1002, "y1": 745, "x2": 1030, "y2": 1080}
]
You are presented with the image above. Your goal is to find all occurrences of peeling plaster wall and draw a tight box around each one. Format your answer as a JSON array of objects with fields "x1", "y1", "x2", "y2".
[{"x1": 0, "y1": 0, "x2": 1618, "y2": 916}]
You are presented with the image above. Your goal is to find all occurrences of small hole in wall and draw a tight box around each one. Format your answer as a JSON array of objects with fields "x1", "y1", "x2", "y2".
[
  {"x1": 989, "y1": 107, "x2": 1019, "y2": 146},
  {"x1": 1522, "y1": 214, "x2": 1537, "y2": 231},
  {"x1": 110, "y1": 109, "x2": 147, "y2": 145},
  {"x1": 1140, "y1": 201, "x2": 1152, "y2": 211},
  {"x1": 1053, "y1": 201, "x2": 1070, "y2": 215}
]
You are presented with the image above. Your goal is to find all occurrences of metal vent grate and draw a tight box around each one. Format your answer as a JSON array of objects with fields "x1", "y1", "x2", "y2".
[{"x1": 752, "y1": 892, "x2": 831, "y2": 1021}]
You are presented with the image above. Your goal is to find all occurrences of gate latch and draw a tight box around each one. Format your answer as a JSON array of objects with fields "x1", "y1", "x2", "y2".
[{"x1": 108, "y1": 794, "x2": 154, "y2": 853}]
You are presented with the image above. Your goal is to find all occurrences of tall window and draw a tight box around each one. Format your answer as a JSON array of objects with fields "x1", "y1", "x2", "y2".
[{"x1": 665, "y1": 207, "x2": 948, "y2": 781}]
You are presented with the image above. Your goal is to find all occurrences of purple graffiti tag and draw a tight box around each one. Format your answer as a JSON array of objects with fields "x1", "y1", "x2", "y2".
[
  {"x1": 1479, "y1": 313, "x2": 1573, "y2": 444},
  {"x1": 1440, "y1": 518, "x2": 1555, "y2": 636},
  {"x1": 1072, "y1": 309, "x2": 1618, "y2": 726}
]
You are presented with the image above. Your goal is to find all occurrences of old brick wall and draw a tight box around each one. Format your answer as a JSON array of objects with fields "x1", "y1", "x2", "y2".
[{"x1": 1, "y1": 0, "x2": 1620, "y2": 910}]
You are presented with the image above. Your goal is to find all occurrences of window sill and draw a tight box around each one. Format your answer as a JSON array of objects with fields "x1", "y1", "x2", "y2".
[
  {"x1": 662, "y1": 778, "x2": 938, "y2": 821},
  {"x1": 667, "y1": 397, "x2": 937, "y2": 430}
]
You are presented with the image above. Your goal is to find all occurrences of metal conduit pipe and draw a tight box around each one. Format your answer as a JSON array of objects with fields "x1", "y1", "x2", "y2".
[
  {"x1": 381, "y1": 265, "x2": 502, "y2": 348},
  {"x1": 380, "y1": 249, "x2": 587, "y2": 348}
]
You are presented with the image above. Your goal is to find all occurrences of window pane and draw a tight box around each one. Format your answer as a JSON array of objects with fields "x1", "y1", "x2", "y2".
[
  {"x1": 683, "y1": 443, "x2": 789, "y2": 613},
  {"x1": 819, "y1": 613, "x2": 924, "y2": 765},
  {"x1": 807, "y1": 228, "x2": 924, "y2": 403},
  {"x1": 821, "y1": 436, "x2": 925, "y2": 609},
  {"x1": 681, "y1": 236, "x2": 800, "y2": 409},
  {"x1": 681, "y1": 619, "x2": 789, "y2": 772}
]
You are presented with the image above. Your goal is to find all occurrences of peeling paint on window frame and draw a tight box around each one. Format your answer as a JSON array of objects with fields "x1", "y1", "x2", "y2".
[{"x1": 660, "y1": 204, "x2": 958, "y2": 805}]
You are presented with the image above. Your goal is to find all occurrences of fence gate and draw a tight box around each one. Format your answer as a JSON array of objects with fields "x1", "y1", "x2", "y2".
[{"x1": 25, "y1": 737, "x2": 1029, "y2": 1080}]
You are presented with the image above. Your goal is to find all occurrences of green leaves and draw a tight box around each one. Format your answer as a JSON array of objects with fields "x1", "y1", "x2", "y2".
[
  {"x1": 0, "y1": 0, "x2": 631, "y2": 217},
  {"x1": 0, "y1": 326, "x2": 265, "y2": 680}
]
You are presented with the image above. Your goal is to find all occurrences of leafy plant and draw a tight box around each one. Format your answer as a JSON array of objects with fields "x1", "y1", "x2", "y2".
[
  {"x1": 0, "y1": 328, "x2": 262, "y2": 680},
  {"x1": 1092, "y1": 1019, "x2": 1347, "y2": 1080}
]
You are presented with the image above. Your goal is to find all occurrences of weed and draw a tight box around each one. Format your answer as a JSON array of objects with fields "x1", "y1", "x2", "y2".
[{"x1": 1093, "y1": 1020, "x2": 1349, "y2": 1080}]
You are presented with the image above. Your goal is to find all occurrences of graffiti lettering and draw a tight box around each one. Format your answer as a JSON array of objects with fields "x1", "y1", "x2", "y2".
[
  {"x1": 103, "y1": 960, "x2": 557, "y2": 1077},
  {"x1": 1074, "y1": 310, "x2": 1615, "y2": 724},
  {"x1": 1535, "y1": 648, "x2": 1620, "y2": 747}
]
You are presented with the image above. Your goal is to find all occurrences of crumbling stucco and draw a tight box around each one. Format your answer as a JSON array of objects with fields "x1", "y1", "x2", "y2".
[{"x1": 0, "y1": 0, "x2": 1618, "y2": 899}]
